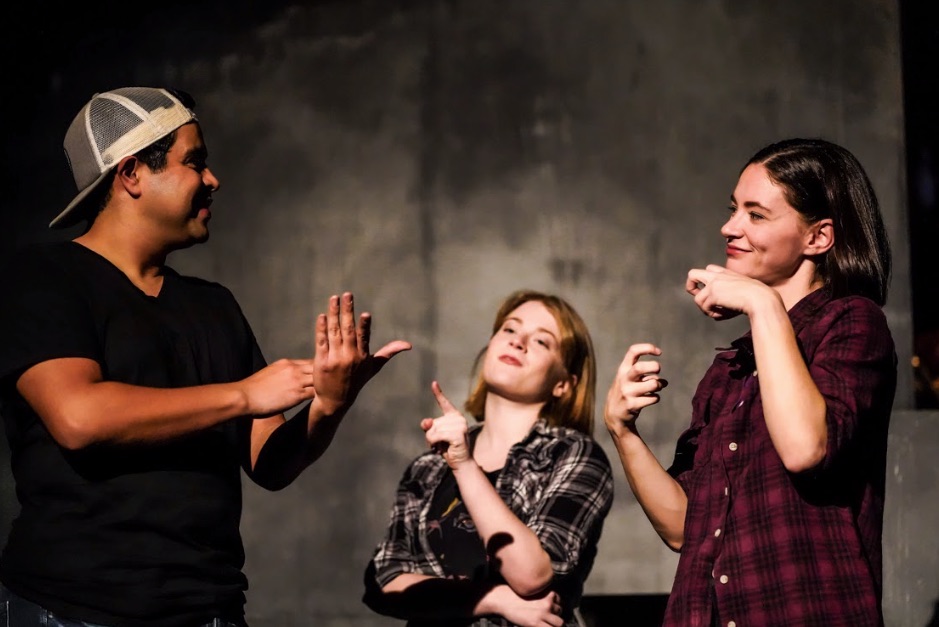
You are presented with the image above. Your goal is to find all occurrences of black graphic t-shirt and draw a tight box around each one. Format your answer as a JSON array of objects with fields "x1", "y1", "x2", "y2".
[{"x1": 425, "y1": 462, "x2": 502, "y2": 580}]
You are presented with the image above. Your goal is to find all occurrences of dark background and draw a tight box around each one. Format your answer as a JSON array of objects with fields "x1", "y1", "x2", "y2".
[
  {"x1": 5, "y1": 0, "x2": 935, "y2": 383},
  {"x1": 1, "y1": 1, "x2": 936, "y2": 625},
  {"x1": 900, "y1": 0, "x2": 939, "y2": 409}
]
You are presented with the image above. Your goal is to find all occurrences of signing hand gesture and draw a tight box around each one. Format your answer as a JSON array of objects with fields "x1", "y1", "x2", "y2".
[
  {"x1": 421, "y1": 381, "x2": 472, "y2": 469},
  {"x1": 604, "y1": 343, "x2": 668, "y2": 437},
  {"x1": 686, "y1": 264, "x2": 780, "y2": 320},
  {"x1": 239, "y1": 358, "x2": 319, "y2": 417},
  {"x1": 311, "y1": 292, "x2": 411, "y2": 416}
]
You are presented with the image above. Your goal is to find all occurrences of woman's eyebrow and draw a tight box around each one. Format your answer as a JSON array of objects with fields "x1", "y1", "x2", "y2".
[{"x1": 730, "y1": 194, "x2": 773, "y2": 213}]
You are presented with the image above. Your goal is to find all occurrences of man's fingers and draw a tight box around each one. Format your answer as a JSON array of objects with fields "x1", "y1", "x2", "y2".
[
  {"x1": 373, "y1": 340, "x2": 413, "y2": 361},
  {"x1": 327, "y1": 294, "x2": 341, "y2": 338},
  {"x1": 314, "y1": 313, "x2": 328, "y2": 353},
  {"x1": 340, "y1": 292, "x2": 356, "y2": 339},
  {"x1": 431, "y1": 380, "x2": 458, "y2": 414},
  {"x1": 356, "y1": 312, "x2": 372, "y2": 355}
]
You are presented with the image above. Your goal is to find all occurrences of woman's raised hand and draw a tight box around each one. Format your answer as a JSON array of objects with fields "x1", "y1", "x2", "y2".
[
  {"x1": 686, "y1": 264, "x2": 779, "y2": 320},
  {"x1": 604, "y1": 343, "x2": 667, "y2": 437},
  {"x1": 421, "y1": 381, "x2": 472, "y2": 469}
]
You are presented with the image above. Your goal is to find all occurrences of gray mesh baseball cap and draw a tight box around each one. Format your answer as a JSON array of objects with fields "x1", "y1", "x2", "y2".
[{"x1": 51, "y1": 87, "x2": 198, "y2": 229}]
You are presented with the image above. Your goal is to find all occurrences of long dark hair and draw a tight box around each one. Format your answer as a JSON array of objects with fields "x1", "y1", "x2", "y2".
[{"x1": 746, "y1": 138, "x2": 891, "y2": 305}]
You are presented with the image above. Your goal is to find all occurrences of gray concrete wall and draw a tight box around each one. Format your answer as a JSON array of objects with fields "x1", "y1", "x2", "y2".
[
  {"x1": 2, "y1": 1, "x2": 934, "y2": 625},
  {"x1": 884, "y1": 410, "x2": 939, "y2": 627}
]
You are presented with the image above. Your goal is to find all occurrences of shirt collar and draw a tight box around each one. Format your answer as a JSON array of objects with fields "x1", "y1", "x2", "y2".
[
  {"x1": 715, "y1": 287, "x2": 831, "y2": 367},
  {"x1": 784, "y1": 286, "x2": 831, "y2": 335}
]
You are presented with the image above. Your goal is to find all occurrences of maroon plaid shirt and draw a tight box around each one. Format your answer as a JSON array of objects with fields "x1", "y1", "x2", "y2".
[{"x1": 665, "y1": 288, "x2": 897, "y2": 627}]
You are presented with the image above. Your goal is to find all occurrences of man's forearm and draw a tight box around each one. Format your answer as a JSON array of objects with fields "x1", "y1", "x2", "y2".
[
  {"x1": 248, "y1": 400, "x2": 346, "y2": 490},
  {"x1": 367, "y1": 573, "x2": 489, "y2": 621}
]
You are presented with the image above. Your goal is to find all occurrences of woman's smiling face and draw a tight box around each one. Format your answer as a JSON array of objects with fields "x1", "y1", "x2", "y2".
[{"x1": 721, "y1": 163, "x2": 816, "y2": 288}]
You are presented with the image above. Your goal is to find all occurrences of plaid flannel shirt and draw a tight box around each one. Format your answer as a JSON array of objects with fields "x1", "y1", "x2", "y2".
[
  {"x1": 366, "y1": 419, "x2": 613, "y2": 626},
  {"x1": 665, "y1": 289, "x2": 897, "y2": 627}
]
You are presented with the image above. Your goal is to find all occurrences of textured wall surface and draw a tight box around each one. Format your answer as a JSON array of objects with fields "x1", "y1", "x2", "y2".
[
  {"x1": 884, "y1": 410, "x2": 939, "y2": 627},
  {"x1": 1, "y1": 1, "x2": 932, "y2": 626}
]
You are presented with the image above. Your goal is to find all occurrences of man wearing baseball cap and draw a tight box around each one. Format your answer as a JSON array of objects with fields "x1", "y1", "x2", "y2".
[{"x1": 0, "y1": 87, "x2": 411, "y2": 625}]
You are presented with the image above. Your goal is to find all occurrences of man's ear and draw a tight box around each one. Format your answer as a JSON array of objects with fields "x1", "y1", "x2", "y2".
[
  {"x1": 804, "y1": 218, "x2": 834, "y2": 256},
  {"x1": 115, "y1": 155, "x2": 143, "y2": 198}
]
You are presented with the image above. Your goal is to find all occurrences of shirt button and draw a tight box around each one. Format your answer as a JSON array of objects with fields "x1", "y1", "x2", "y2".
[
  {"x1": 714, "y1": 528, "x2": 721, "y2": 537},
  {"x1": 728, "y1": 622, "x2": 737, "y2": 627},
  {"x1": 724, "y1": 486, "x2": 729, "y2": 496},
  {"x1": 728, "y1": 442, "x2": 738, "y2": 452},
  {"x1": 719, "y1": 575, "x2": 729, "y2": 584}
]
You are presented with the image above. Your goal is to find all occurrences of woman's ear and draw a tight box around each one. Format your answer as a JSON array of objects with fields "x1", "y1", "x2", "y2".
[
  {"x1": 552, "y1": 373, "x2": 577, "y2": 399},
  {"x1": 804, "y1": 218, "x2": 834, "y2": 256}
]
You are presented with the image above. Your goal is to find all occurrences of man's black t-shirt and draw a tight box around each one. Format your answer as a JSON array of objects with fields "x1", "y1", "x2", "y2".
[{"x1": 0, "y1": 242, "x2": 266, "y2": 626}]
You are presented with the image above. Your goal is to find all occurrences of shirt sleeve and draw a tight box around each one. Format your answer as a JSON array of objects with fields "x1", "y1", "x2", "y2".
[
  {"x1": 806, "y1": 297, "x2": 896, "y2": 472},
  {"x1": 526, "y1": 435, "x2": 614, "y2": 578},
  {"x1": 667, "y1": 363, "x2": 721, "y2": 491},
  {"x1": 0, "y1": 250, "x2": 99, "y2": 385},
  {"x1": 366, "y1": 457, "x2": 433, "y2": 589},
  {"x1": 667, "y1": 425, "x2": 701, "y2": 494}
]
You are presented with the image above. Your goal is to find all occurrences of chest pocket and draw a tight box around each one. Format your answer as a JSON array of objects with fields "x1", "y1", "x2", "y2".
[{"x1": 502, "y1": 445, "x2": 556, "y2": 520}]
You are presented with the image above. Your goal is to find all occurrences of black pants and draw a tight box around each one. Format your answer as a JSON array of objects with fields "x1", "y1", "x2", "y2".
[{"x1": 0, "y1": 584, "x2": 246, "y2": 627}]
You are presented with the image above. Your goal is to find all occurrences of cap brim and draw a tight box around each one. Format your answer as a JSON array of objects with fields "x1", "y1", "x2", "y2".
[{"x1": 49, "y1": 168, "x2": 114, "y2": 229}]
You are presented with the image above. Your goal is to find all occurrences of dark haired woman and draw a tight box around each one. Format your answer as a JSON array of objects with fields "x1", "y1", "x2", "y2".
[
  {"x1": 365, "y1": 290, "x2": 613, "y2": 626},
  {"x1": 605, "y1": 138, "x2": 897, "y2": 626}
]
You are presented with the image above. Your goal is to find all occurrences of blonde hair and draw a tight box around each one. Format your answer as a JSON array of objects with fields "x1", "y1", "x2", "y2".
[{"x1": 463, "y1": 290, "x2": 596, "y2": 435}]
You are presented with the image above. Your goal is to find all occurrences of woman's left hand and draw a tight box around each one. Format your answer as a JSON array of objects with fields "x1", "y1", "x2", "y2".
[
  {"x1": 480, "y1": 585, "x2": 564, "y2": 627},
  {"x1": 686, "y1": 264, "x2": 780, "y2": 320},
  {"x1": 421, "y1": 381, "x2": 473, "y2": 469}
]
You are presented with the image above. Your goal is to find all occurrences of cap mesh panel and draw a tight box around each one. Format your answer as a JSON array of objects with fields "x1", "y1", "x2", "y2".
[
  {"x1": 114, "y1": 87, "x2": 177, "y2": 113},
  {"x1": 89, "y1": 99, "x2": 145, "y2": 163}
]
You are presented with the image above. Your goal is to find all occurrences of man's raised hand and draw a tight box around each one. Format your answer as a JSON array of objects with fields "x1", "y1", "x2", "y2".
[{"x1": 311, "y1": 292, "x2": 411, "y2": 416}]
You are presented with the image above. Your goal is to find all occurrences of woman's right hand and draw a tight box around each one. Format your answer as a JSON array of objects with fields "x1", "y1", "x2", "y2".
[
  {"x1": 478, "y1": 585, "x2": 564, "y2": 627},
  {"x1": 421, "y1": 381, "x2": 473, "y2": 469},
  {"x1": 604, "y1": 343, "x2": 668, "y2": 437}
]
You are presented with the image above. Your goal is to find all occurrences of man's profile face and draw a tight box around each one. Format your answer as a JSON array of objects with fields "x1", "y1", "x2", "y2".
[{"x1": 139, "y1": 123, "x2": 220, "y2": 248}]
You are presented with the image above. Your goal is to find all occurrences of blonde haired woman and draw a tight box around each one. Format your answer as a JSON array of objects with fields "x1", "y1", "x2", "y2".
[{"x1": 365, "y1": 290, "x2": 613, "y2": 627}]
